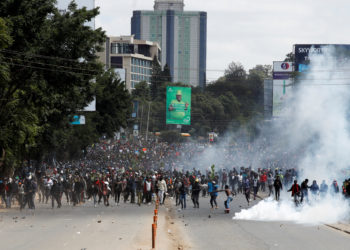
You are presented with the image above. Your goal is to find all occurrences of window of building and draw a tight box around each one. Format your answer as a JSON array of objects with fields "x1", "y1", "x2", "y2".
[
  {"x1": 111, "y1": 43, "x2": 117, "y2": 54},
  {"x1": 110, "y1": 56, "x2": 123, "y2": 68},
  {"x1": 111, "y1": 43, "x2": 134, "y2": 54}
]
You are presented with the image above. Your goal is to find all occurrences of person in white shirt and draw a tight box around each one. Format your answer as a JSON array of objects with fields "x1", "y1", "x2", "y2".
[{"x1": 157, "y1": 177, "x2": 167, "y2": 205}]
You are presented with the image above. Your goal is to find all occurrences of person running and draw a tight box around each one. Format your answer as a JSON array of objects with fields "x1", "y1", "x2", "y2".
[
  {"x1": 191, "y1": 179, "x2": 200, "y2": 208},
  {"x1": 331, "y1": 180, "x2": 340, "y2": 194},
  {"x1": 243, "y1": 178, "x2": 251, "y2": 206},
  {"x1": 179, "y1": 181, "x2": 187, "y2": 210},
  {"x1": 300, "y1": 179, "x2": 310, "y2": 203},
  {"x1": 288, "y1": 180, "x2": 300, "y2": 205},
  {"x1": 267, "y1": 174, "x2": 274, "y2": 197},
  {"x1": 50, "y1": 179, "x2": 63, "y2": 209},
  {"x1": 309, "y1": 180, "x2": 319, "y2": 196},
  {"x1": 157, "y1": 177, "x2": 167, "y2": 205},
  {"x1": 319, "y1": 180, "x2": 328, "y2": 198},
  {"x1": 253, "y1": 176, "x2": 259, "y2": 200},
  {"x1": 274, "y1": 176, "x2": 283, "y2": 201},
  {"x1": 210, "y1": 181, "x2": 219, "y2": 209},
  {"x1": 224, "y1": 185, "x2": 234, "y2": 213}
]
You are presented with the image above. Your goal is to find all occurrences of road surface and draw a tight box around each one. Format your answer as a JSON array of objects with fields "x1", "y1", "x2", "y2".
[
  {"x1": 1, "y1": 194, "x2": 350, "y2": 250},
  {"x1": 168, "y1": 194, "x2": 350, "y2": 250}
]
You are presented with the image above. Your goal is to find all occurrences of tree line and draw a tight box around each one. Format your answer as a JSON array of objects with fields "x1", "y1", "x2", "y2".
[
  {"x1": 0, "y1": 0, "x2": 273, "y2": 175},
  {"x1": 132, "y1": 60, "x2": 272, "y2": 142},
  {"x1": 0, "y1": 0, "x2": 130, "y2": 176}
]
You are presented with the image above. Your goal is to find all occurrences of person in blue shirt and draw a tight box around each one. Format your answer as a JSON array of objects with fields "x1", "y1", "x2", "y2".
[
  {"x1": 208, "y1": 181, "x2": 213, "y2": 193},
  {"x1": 243, "y1": 178, "x2": 251, "y2": 206},
  {"x1": 210, "y1": 181, "x2": 219, "y2": 209}
]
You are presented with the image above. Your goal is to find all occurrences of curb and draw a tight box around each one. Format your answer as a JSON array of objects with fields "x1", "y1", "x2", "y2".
[{"x1": 325, "y1": 224, "x2": 350, "y2": 235}]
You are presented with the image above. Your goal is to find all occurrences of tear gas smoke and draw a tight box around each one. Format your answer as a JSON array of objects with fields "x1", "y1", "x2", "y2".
[
  {"x1": 234, "y1": 195, "x2": 349, "y2": 225},
  {"x1": 233, "y1": 47, "x2": 350, "y2": 224}
]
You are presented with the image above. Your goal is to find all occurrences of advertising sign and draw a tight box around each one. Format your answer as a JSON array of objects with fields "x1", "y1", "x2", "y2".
[
  {"x1": 71, "y1": 115, "x2": 86, "y2": 125},
  {"x1": 273, "y1": 79, "x2": 292, "y2": 117},
  {"x1": 273, "y1": 72, "x2": 291, "y2": 80},
  {"x1": 166, "y1": 86, "x2": 191, "y2": 125},
  {"x1": 273, "y1": 61, "x2": 293, "y2": 72},
  {"x1": 294, "y1": 44, "x2": 350, "y2": 72}
]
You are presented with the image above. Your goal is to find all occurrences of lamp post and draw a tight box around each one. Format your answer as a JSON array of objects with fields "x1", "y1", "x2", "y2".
[{"x1": 145, "y1": 101, "x2": 151, "y2": 141}]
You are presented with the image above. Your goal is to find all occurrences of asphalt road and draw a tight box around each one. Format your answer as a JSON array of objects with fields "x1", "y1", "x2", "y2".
[
  {"x1": 1, "y1": 193, "x2": 350, "y2": 250},
  {"x1": 0, "y1": 199, "x2": 175, "y2": 250},
  {"x1": 169, "y1": 193, "x2": 350, "y2": 250}
]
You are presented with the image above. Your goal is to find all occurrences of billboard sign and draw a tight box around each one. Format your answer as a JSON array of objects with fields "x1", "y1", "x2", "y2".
[
  {"x1": 166, "y1": 86, "x2": 191, "y2": 125},
  {"x1": 273, "y1": 72, "x2": 291, "y2": 80},
  {"x1": 273, "y1": 61, "x2": 293, "y2": 72},
  {"x1": 71, "y1": 115, "x2": 86, "y2": 125},
  {"x1": 294, "y1": 44, "x2": 350, "y2": 72}
]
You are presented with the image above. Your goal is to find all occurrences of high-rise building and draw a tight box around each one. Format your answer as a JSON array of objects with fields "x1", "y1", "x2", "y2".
[
  {"x1": 97, "y1": 35, "x2": 161, "y2": 91},
  {"x1": 131, "y1": 0, "x2": 207, "y2": 88}
]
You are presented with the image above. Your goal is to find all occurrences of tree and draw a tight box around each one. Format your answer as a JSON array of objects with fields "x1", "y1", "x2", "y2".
[
  {"x1": 0, "y1": 18, "x2": 12, "y2": 82},
  {"x1": 161, "y1": 64, "x2": 172, "y2": 83},
  {"x1": 284, "y1": 52, "x2": 295, "y2": 62},
  {"x1": 0, "y1": 0, "x2": 107, "y2": 170},
  {"x1": 150, "y1": 56, "x2": 162, "y2": 99},
  {"x1": 93, "y1": 70, "x2": 131, "y2": 138},
  {"x1": 0, "y1": 17, "x2": 39, "y2": 175},
  {"x1": 132, "y1": 81, "x2": 151, "y2": 102},
  {"x1": 248, "y1": 65, "x2": 272, "y2": 80},
  {"x1": 224, "y1": 62, "x2": 246, "y2": 81}
]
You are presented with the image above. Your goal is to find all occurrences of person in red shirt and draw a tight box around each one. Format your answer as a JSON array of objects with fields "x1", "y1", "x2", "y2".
[
  {"x1": 288, "y1": 180, "x2": 301, "y2": 205},
  {"x1": 260, "y1": 173, "x2": 267, "y2": 192}
]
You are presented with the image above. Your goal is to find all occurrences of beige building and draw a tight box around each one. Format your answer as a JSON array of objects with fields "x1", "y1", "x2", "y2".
[{"x1": 98, "y1": 35, "x2": 161, "y2": 91}]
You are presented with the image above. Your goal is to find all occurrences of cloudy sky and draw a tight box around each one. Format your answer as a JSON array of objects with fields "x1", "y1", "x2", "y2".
[{"x1": 90, "y1": 0, "x2": 350, "y2": 81}]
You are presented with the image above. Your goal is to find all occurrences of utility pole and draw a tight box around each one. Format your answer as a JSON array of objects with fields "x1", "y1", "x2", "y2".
[
  {"x1": 145, "y1": 101, "x2": 151, "y2": 141},
  {"x1": 140, "y1": 103, "x2": 144, "y2": 135}
]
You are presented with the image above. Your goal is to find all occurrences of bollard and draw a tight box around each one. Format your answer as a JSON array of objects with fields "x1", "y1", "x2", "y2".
[
  {"x1": 154, "y1": 215, "x2": 157, "y2": 226},
  {"x1": 154, "y1": 209, "x2": 158, "y2": 216},
  {"x1": 152, "y1": 223, "x2": 156, "y2": 248}
]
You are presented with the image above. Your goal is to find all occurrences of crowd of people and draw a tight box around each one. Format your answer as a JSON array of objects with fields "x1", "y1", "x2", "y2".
[{"x1": 1, "y1": 138, "x2": 350, "y2": 211}]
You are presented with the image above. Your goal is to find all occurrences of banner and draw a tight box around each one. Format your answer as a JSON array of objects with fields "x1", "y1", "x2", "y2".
[
  {"x1": 166, "y1": 86, "x2": 191, "y2": 125},
  {"x1": 273, "y1": 61, "x2": 293, "y2": 72},
  {"x1": 71, "y1": 115, "x2": 86, "y2": 125},
  {"x1": 294, "y1": 44, "x2": 350, "y2": 72}
]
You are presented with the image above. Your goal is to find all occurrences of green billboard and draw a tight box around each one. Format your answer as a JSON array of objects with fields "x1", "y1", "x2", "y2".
[{"x1": 166, "y1": 86, "x2": 191, "y2": 125}]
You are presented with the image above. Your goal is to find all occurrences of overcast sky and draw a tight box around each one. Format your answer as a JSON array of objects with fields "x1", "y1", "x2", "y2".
[{"x1": 93, "y1": 0, "x2": 350, "y2": 81}]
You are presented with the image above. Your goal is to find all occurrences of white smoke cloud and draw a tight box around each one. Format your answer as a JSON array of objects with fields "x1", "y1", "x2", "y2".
[
  {"x1": 234, "y1": 195, "x2": 349, "y2": 225},
  {"x1": 233, "y1": 47, "x2": 350, "y2": 224}
]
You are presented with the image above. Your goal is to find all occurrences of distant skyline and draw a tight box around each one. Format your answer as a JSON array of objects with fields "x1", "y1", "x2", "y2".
[{"x1": 94, "y1": 0, "x2": 350, "y2": 82}]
